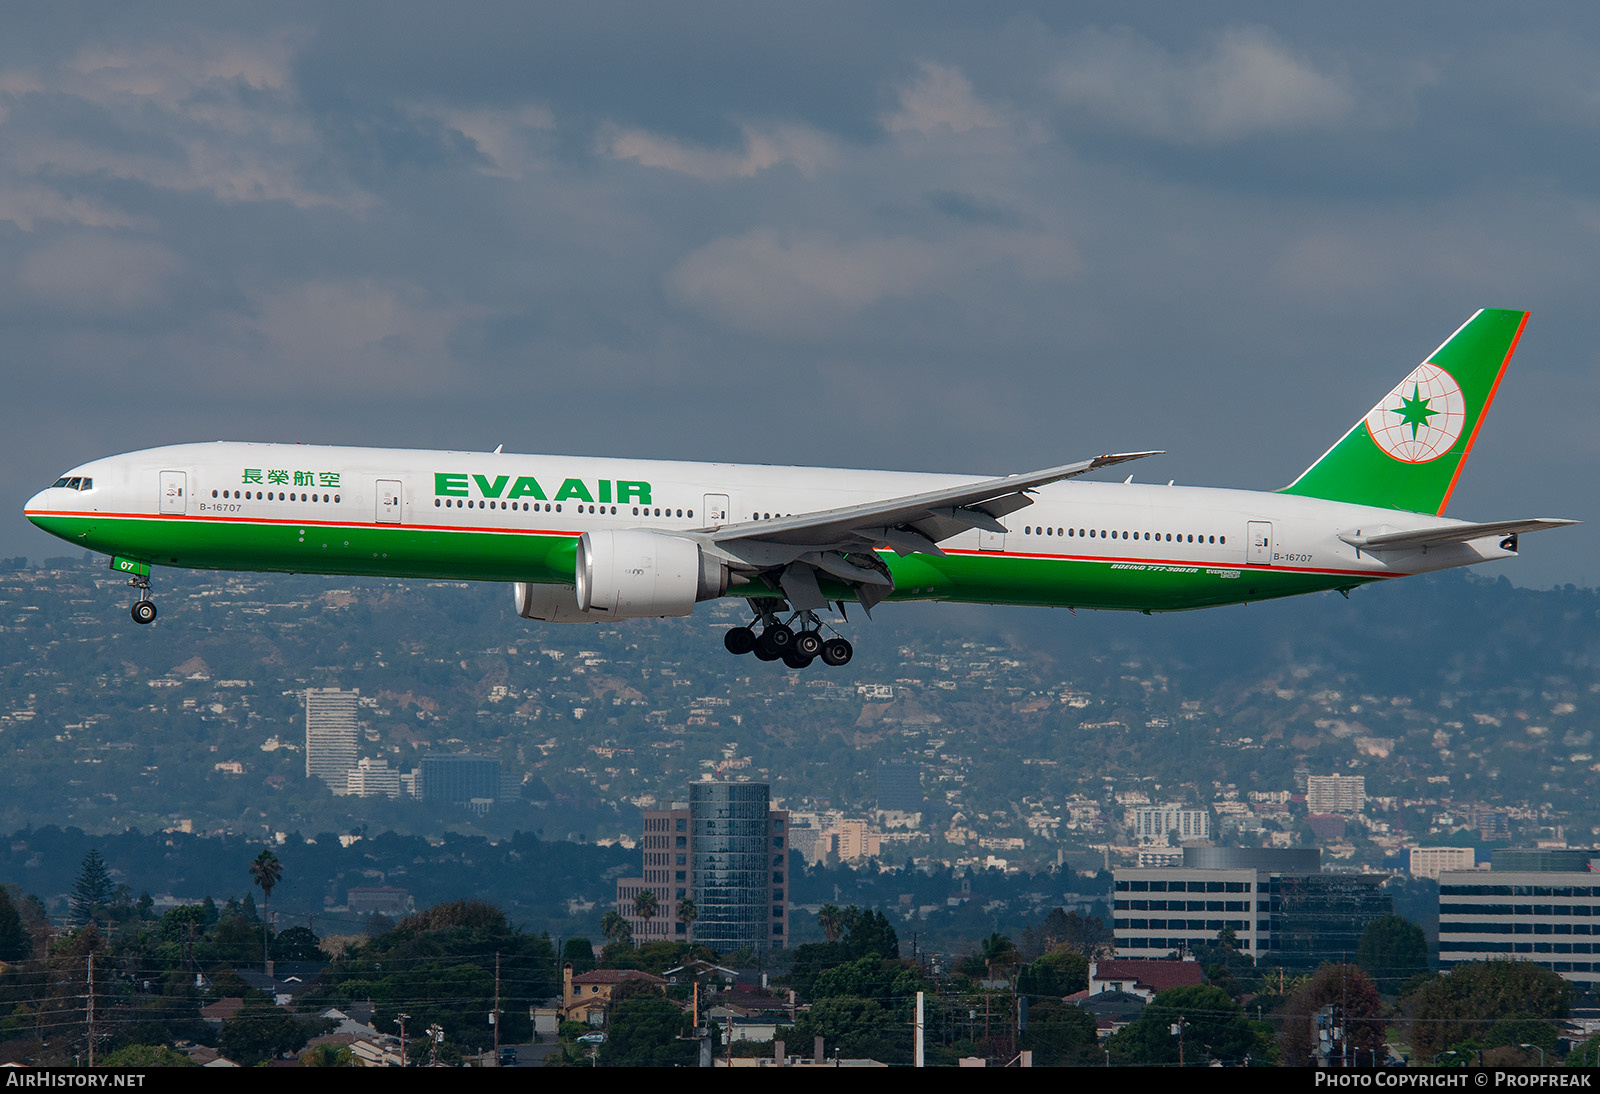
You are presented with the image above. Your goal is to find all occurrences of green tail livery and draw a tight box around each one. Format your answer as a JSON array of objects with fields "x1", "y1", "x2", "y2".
[{"x1": 1281, "y1": 308, "x2": 1526, "y2": 515}]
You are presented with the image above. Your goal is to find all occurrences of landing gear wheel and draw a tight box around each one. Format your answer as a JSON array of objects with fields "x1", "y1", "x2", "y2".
[
  {"x1": 753, "y1": 645, "x2": 781, "y2": 662},
  {"x1": 794, "y1": 630, "x2": 824, "y2": 658},
  {"x1": 724, "y1": 627, "x2": 757, "y2": 655},
  {"x1": 131, "y1": 600, "x2": 157, "y2": 625},
  {"x1": 782, "y1": 651, "x2": 815, "y2": 669},
  {"x1": 821, "y1": 637, "x2": 853, "y2": 667},
  {"x1": 759, "y1": 624, "x2": 794, "y2": 656}
]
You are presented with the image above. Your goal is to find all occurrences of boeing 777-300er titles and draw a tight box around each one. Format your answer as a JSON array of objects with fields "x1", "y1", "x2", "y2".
[{"x1": 24, "y1": 309, "x2": 1578, "y2": 669}]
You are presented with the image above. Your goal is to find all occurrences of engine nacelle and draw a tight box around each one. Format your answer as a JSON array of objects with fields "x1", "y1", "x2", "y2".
[
  {"x1": 512, "y1": 582, "x2": 605, "y2": 622},
  {"x1": 574, "y1": 529, "x2": 725, "y2": 619}
]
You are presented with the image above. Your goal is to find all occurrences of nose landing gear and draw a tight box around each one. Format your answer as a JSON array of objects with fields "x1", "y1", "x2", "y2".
[
  {"x1": 128, "y1": 574, "x2": 157, "y2": 625},
  {"x1": 724, "y1": 600, "x2": 852, "y2": 668}
]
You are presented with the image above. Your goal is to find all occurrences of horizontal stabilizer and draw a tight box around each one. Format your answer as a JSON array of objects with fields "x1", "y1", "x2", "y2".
[{"x1": 1340, "y1": 518, "x2": 1578, "y2": 551}]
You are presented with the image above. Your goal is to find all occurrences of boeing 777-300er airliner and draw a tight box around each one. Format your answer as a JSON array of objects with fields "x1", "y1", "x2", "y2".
[{"x1": 24, "y1": 308, "x2": 1577, "y2": 669}]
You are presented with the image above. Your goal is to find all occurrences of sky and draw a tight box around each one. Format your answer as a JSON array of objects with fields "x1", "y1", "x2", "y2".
[{"x1": 3, "y1": 2, "x2": 1595, "y2": 587}]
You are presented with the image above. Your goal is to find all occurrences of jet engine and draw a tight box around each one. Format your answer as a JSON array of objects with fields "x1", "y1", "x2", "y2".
[
  {"x1": 512, "y1": 582, "x2": 604, "y2": 623},
  {"x1": 575, "y1": 529, "x2": 727, "y2": 618}
]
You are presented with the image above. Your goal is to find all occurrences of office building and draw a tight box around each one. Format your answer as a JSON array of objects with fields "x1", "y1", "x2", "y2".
[
  {"x1": 1128, "y1": 803, "x2": 1211, "y2": 844},
  {"x1": 1438, "y1": 849, "x2": 1600, "y2": 985},
  {"x1": 346, "y1": 757, "x2": 401, "y2": 799},
  {"x1": 304, "y1": 688, "x2": 359, "y2": 791},
  {"x1": 1114, "y1": 847, "x2": 1390, "y2": 967},
  {"x1": 1306, "y1": 775, "x2": 1366, "y2": 815},
  {"x1": 1410, "y1": 846, "x2": 1475, "y2": 880},
  {"x1": 617, "y1": 781, "x2": 789, "y2": 951},
  {"x1": 418, "y1": 753, "x2": 502, "y2": 804},
  {"x1": 876, "y1": 761, "x2": 924, "y2": 813}
]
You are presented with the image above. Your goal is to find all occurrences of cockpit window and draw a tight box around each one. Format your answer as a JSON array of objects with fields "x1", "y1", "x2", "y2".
[
  {"x1": 53, "y1": 478, "x2": 69, "y2": 488},
  {"x1": 66, "y1": 477, "x2": 82, "y2": 490},
  {"x1": 51, "y1": 477, "x2": 92, "y2": 491}
]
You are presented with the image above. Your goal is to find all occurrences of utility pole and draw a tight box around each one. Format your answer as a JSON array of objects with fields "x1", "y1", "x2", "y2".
[
  {"x1": 914, "y1": 991, "x2": 924, "y2": 1067},
  {"x1": 395, "y1": 1012, "x2": 410, "y2": 1066},
  {"x1": 492, "y1": 952, "x2": 502, "y2": 1064},
  {"x1": 86, "y1": 953, "x2": 96, "y2": 1068}
]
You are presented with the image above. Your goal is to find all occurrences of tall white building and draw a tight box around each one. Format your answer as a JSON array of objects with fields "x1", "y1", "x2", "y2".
[
  {"x1": 1306, "y1": 774, "x2": 1366, "y2": 815},
  {"x1": 305, "y1": 688, "x2": 359, "y2": 791},
  {"x1": 347, "y1": 756, "x2": 401, "y2": 798},
  {"x1": 1128, "y1": 804, "x2": 1211, "y2": 844},
  {"x1": 1410, "y1": 846, "x2": 1475, "y2": 880}
]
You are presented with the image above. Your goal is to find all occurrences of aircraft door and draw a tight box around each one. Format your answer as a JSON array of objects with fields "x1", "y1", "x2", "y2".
[
  {"x1": 1247, "y1": 521, "x2": 1273, "y2": 565},
  {"x1": 377, "y1": 479, "x2": 403, "y2": 524},
  {"x1": 159, "y1": 471, "x2": 187, "y2": 515},
  {"x1": 978, "y1": 529, "x2": 1005, "y2": 552},
  {"x1": 703, "y1": 494, "x2": 731, "y2": 527}
]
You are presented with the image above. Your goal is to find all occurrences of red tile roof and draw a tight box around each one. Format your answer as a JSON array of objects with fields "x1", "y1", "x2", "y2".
[{"x1": 1092, "y1": 959, "x2": 1204, "y2": 993}]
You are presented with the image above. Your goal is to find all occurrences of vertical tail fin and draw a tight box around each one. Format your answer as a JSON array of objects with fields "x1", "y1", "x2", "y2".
[{"x1": 1280, "y1": 308, "x2": 1527, "y2": 514}]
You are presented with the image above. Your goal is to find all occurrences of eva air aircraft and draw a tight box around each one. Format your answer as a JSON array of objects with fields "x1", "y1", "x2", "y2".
[{"x1": 25, "y1": 308, "x2": 1576, "y2": 669}]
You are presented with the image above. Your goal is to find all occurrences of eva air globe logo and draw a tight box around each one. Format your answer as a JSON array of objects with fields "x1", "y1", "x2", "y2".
[{"x1": 1364, "y1": 362, "x2": 1466, "y2": 463}]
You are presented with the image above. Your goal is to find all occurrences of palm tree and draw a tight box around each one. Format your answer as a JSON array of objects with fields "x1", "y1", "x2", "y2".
[
  {"x1": 676, "y1": 898, "x2": 697, "y2": 941},
  {"x1": 249, "y1": 848, "x2": 282, "y2": 971},
  {"x1": 980, "y1": 932, "x2": 1020, "y2": 982},
  {"x1": 633, "y1": 889, "x2": 659, "y2": 942},
  {"x1": 817, "y1": 903, "x2": 844, "y2": 943},
  {"x1": 600, "y1": 910, "x2": 631, "y2": 946}
]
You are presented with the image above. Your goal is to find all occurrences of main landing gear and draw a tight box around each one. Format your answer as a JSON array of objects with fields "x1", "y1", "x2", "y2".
[
  {"x1": 129, "y1": 574, "x2": 158, "y2": 625},
  {"x1": 723, "y1": 600, "x2": 852, "y2": 669}
]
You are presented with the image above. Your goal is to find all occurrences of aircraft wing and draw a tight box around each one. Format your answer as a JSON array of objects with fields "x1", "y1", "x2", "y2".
[
  {"x1": 1340, "y1": 518, "x2": 1579, "y2": 551},
  {"x1": 701, "y1": 451, "x2": 1161, "y2": 611}
]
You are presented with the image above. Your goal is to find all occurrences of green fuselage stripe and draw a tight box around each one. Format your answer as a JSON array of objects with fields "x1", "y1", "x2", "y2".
[{"x1": 29, "y1": 511, "x2": 1380, "y2": 612}]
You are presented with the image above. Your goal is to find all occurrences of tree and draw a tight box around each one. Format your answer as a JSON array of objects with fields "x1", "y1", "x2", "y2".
[
  {"x1": 1021, "y1": 1001, "x2": 1099, "y2": 1066},
  {"x1": 248, "y1": 848, "x2": 282, "y2": 970},
  {"x1": 676, "y1": 898, "x2": 697, "y2": 941},
  {"x1": 633, "y1": 889, "x2": 659, "y2": 941},
  {"x1": 601, "y1": 910, "x2": 632, "y2": 946},
  {"x1": 1404, "y1": 960, "x2": 1573, "y2": 1064},
  {"x1": 1040, "y1": 908, "x2": 1114, "y2": 959},
  {"x1": 1108, "y1": 985, "x2": 1256, "y2": 1066},
  {"x1": 817, "y1": 903, "x2": 845, "y2": 943},
  {"x1": 562, "y1": 936, "x2": 597, "y2": 974},
  {"x1": 791, "y1": 995, "x2": 907, "y2": 1063},
  {"x1": 70, "y1": 849, "x2": 114, "y2": 926},
  {"x1": 273, "y1": 925, "x2": 328, "y2": 961},
  {"x1": 979, "y1": 933, "x2": 1021, "y2": 982},
  {"x1": 301, "y1": 1043, "x2": 357, "y2": 1066},
  {"x1": 1017, "y1": 949, "x2": 1089, "y2": 1000},
  {"x1": 100, "y1": 1045, "x2": 197, "y2": 1067},
  {"x1": 839, "y1": 908, "x2": 898, "y2": 960},
  {"x1": 1355, "y1": 914, "x2": 1430, "y2": 992},
  {"x1": 0, "y1": 885, "x2": 30, "y2": 961},
  {"x1": 219, "y1": 994, "x2": 315, "y2": 1066},
  {"x1": 597, "y1": 997, "x2": 696, "y2": 1067},
  {"x1": 1278, "y1": 964, "x2": 1386, "y2": 1066}
]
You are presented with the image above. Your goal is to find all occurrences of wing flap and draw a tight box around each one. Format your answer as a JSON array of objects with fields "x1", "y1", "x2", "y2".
[
  {"x1": 703, "y1": 451, "x2": 1160, "y2": 611},
  {"x1": 709, "y1": 451, "x2": 1160, "y2": 549}
]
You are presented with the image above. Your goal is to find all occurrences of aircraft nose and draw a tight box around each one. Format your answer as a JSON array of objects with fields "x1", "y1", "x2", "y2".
[{"x1": 24, "y1": 488, "x2": 51, "y2": 525}]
